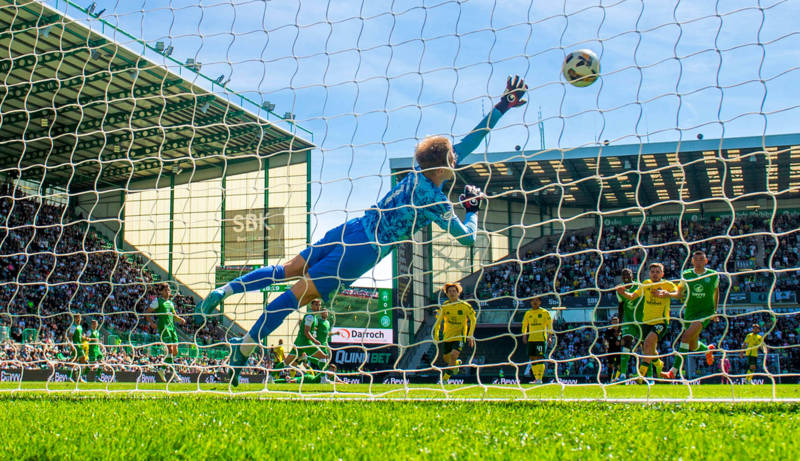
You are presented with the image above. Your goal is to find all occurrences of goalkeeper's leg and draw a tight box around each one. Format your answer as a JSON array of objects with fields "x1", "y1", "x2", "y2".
[{"x1": 196, "y1": 261, "x2": 299, "y2": 320}]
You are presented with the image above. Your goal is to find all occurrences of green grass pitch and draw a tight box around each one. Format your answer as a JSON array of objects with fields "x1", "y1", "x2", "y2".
[{"x1": 1, "y1": 383, "x2": 798, "y2": 458}]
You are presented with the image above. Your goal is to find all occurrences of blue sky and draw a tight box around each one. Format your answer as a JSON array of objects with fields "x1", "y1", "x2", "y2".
[{"x1": 48, "y1": 0, "x2": 800, "y2": 287}]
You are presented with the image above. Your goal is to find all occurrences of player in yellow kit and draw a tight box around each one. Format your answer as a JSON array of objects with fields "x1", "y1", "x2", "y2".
[
  {"x1": 521, "y1": 296, "x2": 552, "y2": 384},
  {"x1": 617, "y1": 263, "x2": 678, "y2": 382},
  {"x1": 740, "y1": 323, "x2": 767, "y2": 384},
  {"x1": 433, "y1": 282, "x2": 476, "y2": 383}
]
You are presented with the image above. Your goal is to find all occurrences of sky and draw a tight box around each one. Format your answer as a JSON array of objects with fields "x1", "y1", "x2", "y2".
[{"x1": 44, "y1": 0, "x2": 800, "y2": 287}]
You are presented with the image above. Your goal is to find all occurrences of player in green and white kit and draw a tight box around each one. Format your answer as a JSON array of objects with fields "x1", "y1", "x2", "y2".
[
  {"x1": 146, "y1": 283, "x2": 186, "y2": 381},
  {"x1": 306, "y1": 307, "x2": 340, "y2": 375},
  {"x1": 283, "y1": 298, "x2": 323, "y2": 378},
  {"x1": 613, "y1": 268, "x2": 644, "y2": 382},
  {"x1": 87, "y1": 319, "x2": 104, "y2": 382},
  {"x1": 67, "y1": 313, "x2": 88, "y2": 382},
  {"x1": 662, "y1": 250, "x2": 720, "y2": 380}
]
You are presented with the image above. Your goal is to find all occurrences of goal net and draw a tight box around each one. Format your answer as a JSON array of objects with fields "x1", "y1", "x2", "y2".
[{"x1": 0, "y1": 0, "x2": 798, "y2": 400}]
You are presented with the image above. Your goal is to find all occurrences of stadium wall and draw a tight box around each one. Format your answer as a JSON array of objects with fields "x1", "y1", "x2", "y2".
[{"x1": 75, "y1": 162, "x2": 310, "y2": 345}]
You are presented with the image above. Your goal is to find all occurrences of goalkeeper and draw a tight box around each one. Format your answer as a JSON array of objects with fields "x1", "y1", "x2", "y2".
[{"x1": 197, "y1": 76, "x2": 529, "y2": 385}]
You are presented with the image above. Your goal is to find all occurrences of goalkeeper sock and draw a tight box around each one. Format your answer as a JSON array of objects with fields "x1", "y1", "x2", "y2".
[
  {"x1": 244, "y1": 290, "x2": 299, "y2": 355},
  {"x1": 523, "y1": 363, "x2": 532, "y2": 376},
  {"x1": 695, "y1": 342, "x2": 709, "y2": 352},
  {"x1": 443, "y1": 373, "x2": 451, "y2": 383},
  {"x1": 228, "y1": 265, "x2": 285, "y2": 294},
  {"x1": 620, "y1": 347, "x2": 631, "y2": 376},
  {"x1": 673, "y1": 343, "x2": 690, "y2": 375}
]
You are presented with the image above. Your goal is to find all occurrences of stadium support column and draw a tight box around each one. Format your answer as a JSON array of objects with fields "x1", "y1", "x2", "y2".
[
  {"x1": 507, "y1": 199, "x2": 513, "y2": 258},
  {"x1": 539, "y1": 203, "x2": 544, "y2": 238},
  {"x1": 390, "y1": 172, "x2": 404, "y2": 344},
  {"x1": 220, "y1": 172, "x2": 226, "y2": 266},
  {"x1": 220, "y1": 170, "x2": 226, "y2": 313},
  {"x1": 306, "y1": 150, "x2": 311, "y2": 245},
  {"x1": 262, "y1": 158, "x2": 269, "y2": 310},
  {"x1": 168, "y1": 173, "x2": 174, "y2": 280},
  {"x1": 117, "y1": 189, "x2": 125, "y2": 250}
]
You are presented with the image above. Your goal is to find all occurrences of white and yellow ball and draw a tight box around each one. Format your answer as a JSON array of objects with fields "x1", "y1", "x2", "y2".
[{"x1": 562, "y1": 49, "x2": 601, "y2": 87}]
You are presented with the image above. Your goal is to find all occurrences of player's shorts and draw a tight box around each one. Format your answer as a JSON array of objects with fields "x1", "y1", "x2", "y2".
[
  {"x1": 621, "y1": 322, "x2": 641, "y2": 340},
  {"x1": 641, "y1": 322, "x2": 668, "y2": 340},
  {"x1": 292, "y1": 345, "x2": 322, "y2": 359},
  {"x1": 160, "y1": 328, "x2": 179, "y2": 344},
  {"x1": 441, "y1": 341, "x2": 463, "y2": 355},
  {"x1": 747, "y1": 355, "x2": 758, "y2": 368},
  {"x1": 527, "y1": 341, "x2": 546, "y2": 357},
  {"x1": 684, "y1": 308, "x2": 715, "y2": 328},
  {"x1": 607, "y1": 352, "x2": 620, "y2": 367},
  {"x1": 71, "y1": 345, "x2": 85, "y2": 360},
  {"x1": 299, "y1": 218, "x2": 381, "y2": 301}
]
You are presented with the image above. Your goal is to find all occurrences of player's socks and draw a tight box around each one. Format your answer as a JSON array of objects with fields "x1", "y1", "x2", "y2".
[
  {"x1": 247, "y1": 290, "x2": 300, "y2": 347},
  {"x1": 533, "y1": 364, "x2": 545, "y2": 382},
  {"x1": 165, "y1": 356, "x2": 175, "y2": 380},
  {"x1": 307, "y1": 356, "x2": 326, "y2": 371},
  {"x1": 695, "y1": 341, "x2": 709, "y2": 352},
  {"x1": 523, "y1": 363, "x2": 532, "y2": 377},
  {"x1": 442, "y1": 373, "x2": 451, "y2": 383},
  {"x1": 228, "y1": 265, "x2": 286, "y2": 293},
  {"x1": 653, "y1": 359, "x2": 664, "y2": 377},
  {"x1": 638, "y1": 362, "x2": 650, "y2": 380},
  {"x1": 671, "y1": 343, "x2": 690, "y2": 377},
  {"x1": 453, "y1": 359, "x2": 462, "y2": 375},
  {"x1": 620, "y1": 347, "x2": 631, "y2": 377},
  {"x1": 746, "y1": 371, "x2": 753, "y2": 383}
]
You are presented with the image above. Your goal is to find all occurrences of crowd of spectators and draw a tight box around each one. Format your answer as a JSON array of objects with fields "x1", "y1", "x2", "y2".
[
  {"x1": 552, "y1": 308, "x2": 800, "y2": 380},
  {"x1": 0, "y1": 183, "x2": 228, "y2": 360},
  {"x1": 476, "y1": 211, "x2": 800, "y2": 302}
]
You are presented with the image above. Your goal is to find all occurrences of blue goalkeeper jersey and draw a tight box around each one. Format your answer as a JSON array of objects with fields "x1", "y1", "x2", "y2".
[{"x1": 361, "y1": 108, "x2": 504, "y2": 258}]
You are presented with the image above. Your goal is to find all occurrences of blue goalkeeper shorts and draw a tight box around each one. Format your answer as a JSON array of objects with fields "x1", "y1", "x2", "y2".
[{"x1": 300, "y1": 218, "x2": 380, "y2": 301}]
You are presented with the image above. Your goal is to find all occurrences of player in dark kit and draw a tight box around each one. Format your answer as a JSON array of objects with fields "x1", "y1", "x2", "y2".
[{"x1": 603, "y1": 316, "x2": 623, "y2": 382}]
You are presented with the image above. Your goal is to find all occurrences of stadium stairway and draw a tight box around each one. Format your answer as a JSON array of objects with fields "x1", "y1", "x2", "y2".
[{"x1": 75, "y1": 210, "x2": 246, "y2": 338}]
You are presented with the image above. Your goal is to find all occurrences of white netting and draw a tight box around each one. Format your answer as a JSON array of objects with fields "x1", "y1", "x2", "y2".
[{"x1": 0, "y1": 0, "x2": 798, "y2": 398}]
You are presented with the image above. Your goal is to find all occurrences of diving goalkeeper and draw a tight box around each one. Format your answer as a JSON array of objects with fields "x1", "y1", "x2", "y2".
[{"x1": 196, "y1": 77, "x2": 529, "y2": 385}]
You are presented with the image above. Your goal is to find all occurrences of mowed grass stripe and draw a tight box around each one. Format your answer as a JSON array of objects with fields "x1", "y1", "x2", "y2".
[
  {"x1": 1, "y1": 396, "x2": 798, "y2": 459},
  {"x1": 1, "y1": 383, "x2": 800, "y2": 400}
]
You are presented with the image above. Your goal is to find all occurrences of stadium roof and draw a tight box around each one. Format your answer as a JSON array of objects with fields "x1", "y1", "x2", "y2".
[
  {"x1": 390, "y1": 133, "x2": 800, "y2": 209},
  {"x1": 0, "y1": 0, "x2": 315, "y2": 193}
]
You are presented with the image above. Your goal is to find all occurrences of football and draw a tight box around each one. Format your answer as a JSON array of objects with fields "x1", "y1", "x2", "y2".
[{"x1": 562, "y1": 49, "x2": 600, "y2": 87}]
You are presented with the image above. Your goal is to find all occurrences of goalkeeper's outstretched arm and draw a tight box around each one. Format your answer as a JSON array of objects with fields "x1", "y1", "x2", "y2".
[{"x1": 452, "y1": 75, "x2": 528, "y2": 164}]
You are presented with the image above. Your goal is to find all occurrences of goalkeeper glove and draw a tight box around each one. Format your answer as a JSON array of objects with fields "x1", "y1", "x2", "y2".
[
  {"x1": 459, "y1": 185, "x2": 484, "y2": 213},
  {"x1": 495, "y1": 75, "x2": 528, "y2": 114}
]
